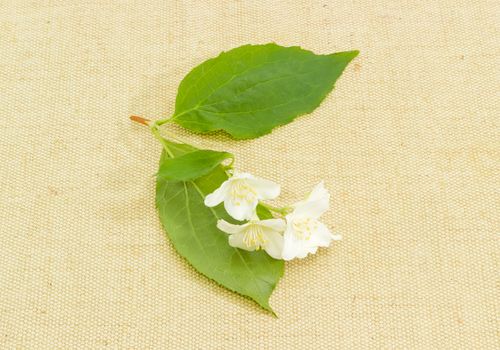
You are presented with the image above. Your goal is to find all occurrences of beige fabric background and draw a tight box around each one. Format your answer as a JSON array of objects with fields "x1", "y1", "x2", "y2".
[{"x1": 1, "y1": 0, "x2": 499, "y2": 349}]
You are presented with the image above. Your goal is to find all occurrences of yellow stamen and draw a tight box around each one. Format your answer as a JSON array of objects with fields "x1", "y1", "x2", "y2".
[
  {"x1": 243, "y1": 224, "x2": 267, "y2": 249},
  {"x1": 230, "y1": 180, "x2": 257, "y2": 205},
  {"x1": 292, "y1": 217, "x2": 318, "y2": 240}
]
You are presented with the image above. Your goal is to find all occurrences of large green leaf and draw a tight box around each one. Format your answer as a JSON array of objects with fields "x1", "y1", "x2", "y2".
[
  {"x1": 172, "y1": 43, "x2": 358, "y2": 139},
  {"x1": 157, "y1": 149, "x2": 233, "y2": 181},
  {"x1": 156, "y1": 141, "x2": 284, "y2": 313}
]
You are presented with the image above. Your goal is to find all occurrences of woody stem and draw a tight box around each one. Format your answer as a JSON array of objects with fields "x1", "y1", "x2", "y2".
[{"x1": 130, "y1": 115, "x2": 151, "y2": 126}]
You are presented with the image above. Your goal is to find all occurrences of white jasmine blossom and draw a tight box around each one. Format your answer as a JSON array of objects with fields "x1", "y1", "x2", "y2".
[
  {"x1": 216, "y1": 217, "x2": 285, "y2": 259},
  {"x1": 282, "y1": 181, "x2": 341, "y2": 260},
  {"x1": 204, "y1": 172, "x2": 280, "y2": 221}
]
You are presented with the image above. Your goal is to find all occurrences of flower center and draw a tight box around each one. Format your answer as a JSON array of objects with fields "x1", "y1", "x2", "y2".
[
  {"x1": 292, "y1": 217, "x2": 318, "y2": 240},
  {"x1": 229, "y1": 179, "x2": 257, "y2": 206},
  {"x1": 243, "y1": 224, "x2": 267, "y2": 249}
]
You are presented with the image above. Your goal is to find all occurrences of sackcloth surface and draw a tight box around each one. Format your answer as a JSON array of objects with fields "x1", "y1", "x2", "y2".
[{"x1": 0, "y1": 1, "x2": 499, "y2": 349}]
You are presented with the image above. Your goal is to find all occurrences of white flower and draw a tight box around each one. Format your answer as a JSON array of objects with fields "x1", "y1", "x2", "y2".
[
  {"x1": 204, "y1": 172, "x2": 280, "y2": 221},
  {"x1": 217, "y1": 218, "x2": 285, "y2": 259},
  {"x1": 282, "y1": 181, "x2": 341, "y2": 260}
]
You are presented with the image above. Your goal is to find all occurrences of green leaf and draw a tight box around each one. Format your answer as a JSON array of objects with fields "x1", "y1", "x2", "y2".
[
  {"x1": 172, "y1": 43, "x2": 359, "y2": 139},
  {"x1": 157, "y1": 149, "x2": 233, "y2": 181},
  {"x1": 256, "y1": 204, "x2": 274, "y2": 220},
  {"x1": 156, "y1": 141, "x2": 284, "y2": 313}
]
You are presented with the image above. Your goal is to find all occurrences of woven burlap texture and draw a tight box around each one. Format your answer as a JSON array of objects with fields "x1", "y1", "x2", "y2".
[{"x1": 1, "y1": 1, "x2": 499, "y2": 349}]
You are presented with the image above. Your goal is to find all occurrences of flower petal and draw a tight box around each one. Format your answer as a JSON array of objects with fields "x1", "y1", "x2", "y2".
[
  {"x1": 293, "y1": 200, "x2": 328, "y2": 219},
  {"x1": 216, "y1": 219, "x2": 247, "y2": 234},
  {"x1": 258, "y1": 218, "x2": 286, "y2": 233},
  {"x1": 263, "y1": 230, "x2": 283, "y2": 259},
  {"x1": 308, "y1": 181, "x2": 329, "y2": 202},
  {"x1": 306, "y1": 246, "x2": 318, "y2": 256},
  {"x1": 224, "y1": 198, "x2": 258, "y2": 221},
  {"x1": 204, "y1": 181, "x2": 229, "y2": 207},
  {"x1": 282, "y1": 239, "x2": 311, "y2": 260},
  {"x1": 246, "y1": 178, "x2": 280, "y2": 200},
  {"x1": 292, "y1": 181, "x2": 330, "y2": 218},
  {"x1": 308, "y1": 221, "x2": 335, "y2": 247},
  {"x1": 228, "y1": 232, "x2": 255, "y2": 251},
  {"x1": 282, "y1": 227, "x2": 311, "y2": 260}
]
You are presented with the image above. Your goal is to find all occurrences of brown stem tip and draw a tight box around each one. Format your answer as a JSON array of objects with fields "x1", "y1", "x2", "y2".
[{"x1": 130, "y1": 115, "x2": 150, "y2": 126}]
